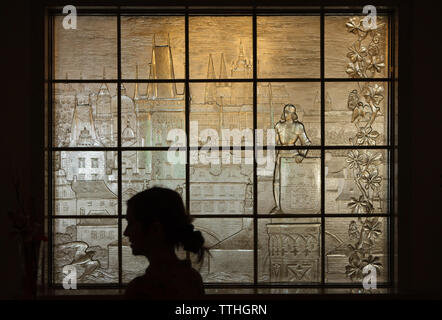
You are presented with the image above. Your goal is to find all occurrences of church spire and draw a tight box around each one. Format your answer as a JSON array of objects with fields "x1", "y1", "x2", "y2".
[
  {"x1": 206, "y1": 54, "x2": 216, "y2": 79},
  {"x1": 238, "y1": 39, "x2": 245, "y2": 59},
  {"x1": 134, "y1": 63, "x2": 140, "y2": 100},
  {"x1": 205, "y1": 54, "x2": 217, "y2": 104},
  {"x1": 98, "y1": 67, "x2": 110, "y2": 95},
  {"x1": 219, "y1": 53, "x2": 228, "y2": 80}
]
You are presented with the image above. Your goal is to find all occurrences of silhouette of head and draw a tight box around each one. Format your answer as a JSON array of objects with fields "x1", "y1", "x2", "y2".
[
  {"x1": 281, "y1": 104, "x2": 298, "y2": 121},
  {"x1": 124, "y1": 187, "x2": 205, "y2": 262}
]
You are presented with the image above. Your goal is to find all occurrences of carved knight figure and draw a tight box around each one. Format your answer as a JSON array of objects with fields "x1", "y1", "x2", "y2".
[{"x1": 270, "y1": 104, "x2": 311, "y2": 214}]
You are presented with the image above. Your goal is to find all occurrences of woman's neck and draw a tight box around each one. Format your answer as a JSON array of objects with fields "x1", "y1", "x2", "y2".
[{"x1": 147, "y1": 247, "x2": 180, "y2": 267}]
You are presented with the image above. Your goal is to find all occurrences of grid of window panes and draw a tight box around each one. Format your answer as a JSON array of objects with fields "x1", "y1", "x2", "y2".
[{"x1": 48, "y1": 7, "x2": 394, "y2": 292}]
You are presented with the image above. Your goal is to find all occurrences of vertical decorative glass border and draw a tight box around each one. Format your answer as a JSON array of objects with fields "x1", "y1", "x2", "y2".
[{"x1": 46, "y1": 5, "x2": 396, "y2": 292}]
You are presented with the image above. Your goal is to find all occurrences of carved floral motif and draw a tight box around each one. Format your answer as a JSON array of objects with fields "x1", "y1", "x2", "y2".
[{"x1": 344, "y1": 17, "x2": 386, "y2": 285}]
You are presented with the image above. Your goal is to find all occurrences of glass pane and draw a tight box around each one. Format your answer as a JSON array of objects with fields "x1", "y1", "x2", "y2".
[
  {"x1": 189, "y1": 16, "x2": 253, "y2": 79},
  {"x1": 325, "y1": 149, "x2": 389, "y2": 214},
  {"x1": 325, "y1": 15, "x2": 389, "y2": 78},
  {"x1": 54, "y1": 16, "x2": 117, "y2": 79},
  {"x1": 121, "y1": 16, "x2": 185, "y2": 79},
  {"x1": 258, "y1": 150, "x2": 321, "y2": 214},
  {"x1": 257, "y1": 16, "x2": 320, "y2": 78},
  {"x1": 325, "y1": 217, "x2": 388, "y2": 284},
  {"x1": 190, "y1": 82, "x2": 253, "y2": 146},
  {"x1": 325, "y1": 81, "x2": 388, "y2": 146},
  {"x1": 121, "y1": 83, "x2": 185, "y2": 147},
  {"x1": 190, "y1": 151, "x2": 253, "y2": 215},
  {"x1": 54, "y1": 83, "x2": 117, "y2": 147},
  {"x1": 258, "y1": 218, "x2": 322, "y2": 283},
  {"x1": 53, "y1": 218, "x2": 118, "y2": 284},
  {"x1": 193, "y1": 218, "x2": 253, "y2": 283},
  {"x1": 121, "y1": 151, "x2": 186, "y2": 215},
  {"x1": 257, "y1": 82, "x2": 321, "y2": 146},
  {"x1": 53, "y1": 151, "x2": 118, "y2": 216}
]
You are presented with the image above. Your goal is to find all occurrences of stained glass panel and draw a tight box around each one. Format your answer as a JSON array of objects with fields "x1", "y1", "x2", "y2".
[
  {"x1": 325, "y1": 15, "x2": 389, "y2": 78},
  {"x1": 325, "y1": 149, "x2": 389, "y2": 214},
  {"x1": 121, "y1": 16, "x2": 185, "y2": 80},
  {"x1": 120, "y1": 83, "x2": 185, "y2": 148},
  {"x1": 53, "y1": 218, "x2": 119, "y2": 284},
  {"x1": 257, "y1": 16, "x2": 320, "y2": 78},
  {"x1": 194, "y1": 218, "x2": 254, "y2": 283},
  {"x1": 54, "y1": 16, "x2": 117, "y2": 80},
  {"x1": 258, "y1": 218, "x2": 322, "y2": 283},
  {"x1": 325, "y1": 217, "x2": 388, "y2": 283},
  {"x1": 189, "y1": 17, "x2": 253, "y2": 79},
  {"x1": 325, "y1": 81, "x2": 389, "y2": 146}
]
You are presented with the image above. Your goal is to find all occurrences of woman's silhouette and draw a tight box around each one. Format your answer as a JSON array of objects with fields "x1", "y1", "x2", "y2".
[{"x1": 123, "y1": 187, "x2": 206, "y2": 299}]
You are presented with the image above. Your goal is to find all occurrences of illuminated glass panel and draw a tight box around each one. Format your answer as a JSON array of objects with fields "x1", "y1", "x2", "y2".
[
  {"x1": 257, "y1": 16, "x2": 320, "y2": 78},
  {"x1": 53, "y1": 218, "x2": 119, "y2": 284},
  {"x1": 53, "y1": 16, "x2": 117, "y2": 79},
  {"x1": 189, "y1": 16, "x2": 253, "y2": 79},
  {"x1": 325, "y1": 217, "x2": 389, "y2": 283},
  {"x1": 48, "y1": 9, "x2": 394, "y2": 293}
]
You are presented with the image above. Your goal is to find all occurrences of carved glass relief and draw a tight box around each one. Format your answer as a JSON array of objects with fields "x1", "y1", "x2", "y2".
[{"x1": 50, "y1": 11, "x2": 392, "y2": 291}]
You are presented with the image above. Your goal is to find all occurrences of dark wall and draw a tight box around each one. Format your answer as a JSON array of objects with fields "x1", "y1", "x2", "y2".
[
  {"x1": 0, "y1": 0, "x2": 440, "y2": 298},
  {"x1": 398, "y1": 0, "x2": 442, "y2": 295}
]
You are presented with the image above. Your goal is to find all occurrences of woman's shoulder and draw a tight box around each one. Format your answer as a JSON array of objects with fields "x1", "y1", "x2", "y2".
[
  {"x1": 125, "y1": 261, "x2": 204, "y2": 299},
  {"x1": 125, "y1": 274, "x2": 148, "y2": 299}
]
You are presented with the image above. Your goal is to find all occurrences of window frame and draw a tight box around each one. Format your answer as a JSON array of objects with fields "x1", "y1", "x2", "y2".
[{"x1": 46, "y1": 4, "x2": 397, "y2": 293}]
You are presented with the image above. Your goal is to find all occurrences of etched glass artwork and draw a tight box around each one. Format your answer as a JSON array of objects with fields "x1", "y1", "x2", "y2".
[
  {"x1": 194, "y1": 218, "x2": 254, "y2": 283},
  {"x1": 189, "y1": 17, "x2": 253, "y2": 79},
  {"x1": 325, "y1": 217, "x2": 388, "y2": 284},
  {"x1": 54, "y1": 16, "x2": 117, "y2": 79},
  {"x1": 258, "y1": 218, "x2": 322, "y2": 283},
  {"x1": 49, "y1": 11, "x2": 393, "y2": 292},
  {"x1": 54, "y1": 218, "x2": 119, "y2": 284},
  {"x1": 257, "y1": 16, "x2": 320, "y2": 78}
]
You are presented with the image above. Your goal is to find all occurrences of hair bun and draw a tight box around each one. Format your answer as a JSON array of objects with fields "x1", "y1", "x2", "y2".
[{"x1": 181, "y1": 225, "x2": 204, "y2": 254}]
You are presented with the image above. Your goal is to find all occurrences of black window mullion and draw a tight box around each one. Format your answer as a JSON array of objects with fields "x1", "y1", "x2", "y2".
[
  {"x1": 48, "y1": 12, "x2": 54, "y2": 288},
  {"x1": 388, "y1": 12, "x2": 396, "y2": 287},
  {"x1": 320, "y1": 7, "x2": 326, "y2": 287},
  {"x1": 117, "y1": 9, "x2": 123, "y2": 287},
  {"x1": 185, "y1": 7, "x2": 191, "y2": 262},
  {"x1": 252, "y1": 9, "x2": 258, "y2": 293}
]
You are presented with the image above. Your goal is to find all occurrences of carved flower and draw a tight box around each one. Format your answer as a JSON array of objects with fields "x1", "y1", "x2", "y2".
[
  {"x1": 346, "y1": 150, "x2": 364, "y2": 169},
  {"x1": 362, "y1": 255, "x2": 383, "y2": 273},
  {"x1": 347, "y1": 42, "x2": 368, "y2": 62},
  {"x1": 348, "y1": 220, "x2": 360, "y2": 240},
  {"x1": 363, "y1": 218, "x2": 382, "y2": 242},
  {"x1": 368, "y1": 43, "x2": 379, "y2": 56},
  {"x1": 348, "y1": 195, "x2": 372, "y2": 214},
  {"x1": 346, "y1": 62, "x2": 365, "y2": 78},
  {"x1": 346, "y1": 17, "x2": 368, "y2": 39},
  {"x1": 346, "y1": 17, "x2": 363, "y2": 33},
  {"x1": 360, "y1": 169, "x2": 382, "y2": 191},
  {"x1": 363, "y1": 84, "x2": 384, "y2": 105},
  {"x1": 367, "y1": 56, "x2": 385, "y2": 74},
  {"x1": 345, "y1": 254, "x2": 364, "y2": 280},
  {"x1": 355, "y1": 126, "x2": 380, "y2": 145},
  {"x1": 362, "y1": 151, "x2": 383, "y2": 167}
]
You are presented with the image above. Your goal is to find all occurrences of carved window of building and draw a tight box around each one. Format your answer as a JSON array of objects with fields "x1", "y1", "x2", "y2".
[
  {"x1": 78, "y1": 157, "x2": 85, "y2": 168},
  {"x1": 91, "y1": 158, "x2": 99, "y2": 168},
  {"x1": 47, "y1": 6, "x2": 396, "y2": 293}
]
